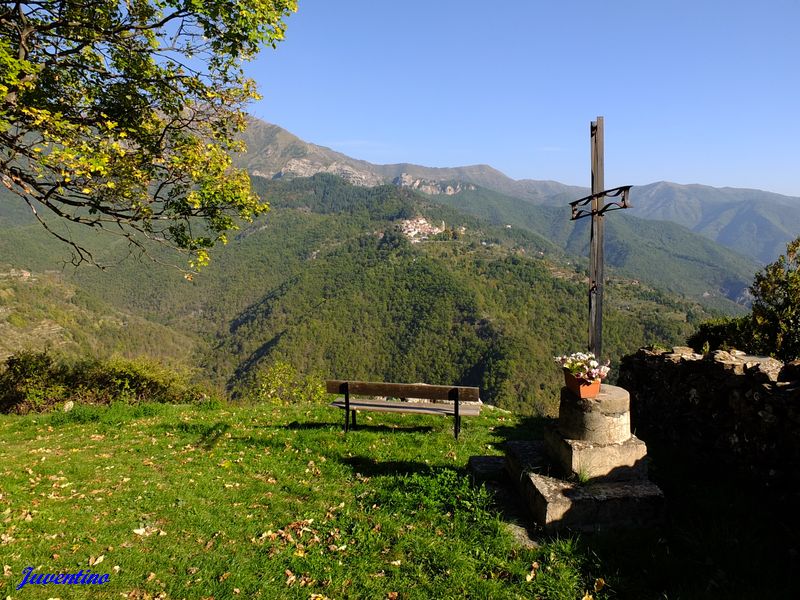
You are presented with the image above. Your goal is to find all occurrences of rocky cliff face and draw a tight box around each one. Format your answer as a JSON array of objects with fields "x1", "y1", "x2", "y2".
[
  {"x1": 392, "y1": 173, "x2": 476, "y2": 195},
  {"x1": 269, "y1": 159, "x2": 384, "y2": 187}
]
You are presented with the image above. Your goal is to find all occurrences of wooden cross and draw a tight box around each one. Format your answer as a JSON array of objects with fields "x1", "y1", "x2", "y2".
[{"x1": 569, "y1": 117, "x2": 632, "y2": 359}]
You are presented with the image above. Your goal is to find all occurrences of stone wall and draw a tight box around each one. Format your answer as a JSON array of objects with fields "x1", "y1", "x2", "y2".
[{"x1": 618, "y1": 347, "x2": 800, "y2": 487}]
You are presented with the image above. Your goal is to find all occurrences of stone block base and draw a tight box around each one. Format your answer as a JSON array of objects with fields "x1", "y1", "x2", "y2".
[
  {"x1": 505, "y1": 440, "x2": 663, "y2": 532},
  {"x1": 544, "y1": 427, "x2": 649, "y2": 481}
]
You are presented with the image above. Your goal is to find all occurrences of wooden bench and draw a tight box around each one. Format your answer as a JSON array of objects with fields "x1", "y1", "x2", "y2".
[{"x1": 326, "y1": 380, "x2": 481, "y2": 439}]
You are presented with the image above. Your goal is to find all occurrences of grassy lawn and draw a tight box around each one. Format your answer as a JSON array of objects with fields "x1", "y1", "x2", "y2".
[
  {"x1": 0, "y1": 400, "x2": 795, "y2": 599},
  {"x1": 0, "y1": 401, "x2": 608, "y2": 600}
]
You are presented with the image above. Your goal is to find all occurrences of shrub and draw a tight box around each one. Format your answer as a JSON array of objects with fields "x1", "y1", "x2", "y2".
[
  {"x1": 687, "y1": 236, "x2": 800, "y2": 361},
  {"x1": 750, "y1": 236, "x2": 800, "y2": 361},
  {"x1": 251, "y1": 360, "x2": 326, "y2": 405},
  {"x1": 686, "y1": 316, "x2": 754, "y2": 355},
  {"x1": 69, "y1": 356, "x2": 206, "y2": 405},
  {"x1": 0, "y1": 352, "x2": 211, "y2": 414},
  {"x1": 0, "y1": 351, "x2": 68, "y2": 413}
]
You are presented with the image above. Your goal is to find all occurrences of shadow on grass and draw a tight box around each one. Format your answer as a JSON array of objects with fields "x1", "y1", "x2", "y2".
[
  {"x1": 249, "y1": 421, "x2": 338, "y2": 431},
  {"x1": 257, "y1": 421, "x2": 436, "y2": 434},
  {"x1": 158, "y1": 421, "x2": 231, "y2": 450},
  {"x1": 337, "y1": 455, "x2": 436, "y2": 478},
  {"x1": 489, "y1": 414, "x2": 551, "y2": 443}
]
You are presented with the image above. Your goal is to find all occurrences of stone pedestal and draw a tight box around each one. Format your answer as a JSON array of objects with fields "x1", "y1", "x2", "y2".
[
  {"x1": 546, "y1": 386, "x2": 647, "y2": 480},
  {"x1": 544, "y1": 427, "x2": 648, "y2": 481},
  {"x1": 557, "y1": 386, "x2": 631, "y2": 444},
  {"x1": 504, "y1": 384, "x2": 663, "y2": 532}
]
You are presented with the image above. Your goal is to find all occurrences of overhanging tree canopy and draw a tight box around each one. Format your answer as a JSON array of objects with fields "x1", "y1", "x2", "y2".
[{"x1": 0, "y1": 0, "x2": 296, "y2": 272}]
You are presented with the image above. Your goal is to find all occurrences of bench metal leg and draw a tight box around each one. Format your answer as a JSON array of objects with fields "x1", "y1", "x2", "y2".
[
  {"x1": 350, "y1": 410, "x2": 357, "y2": 429},
  {"x1": 453, "y1": 389, "x2": 461, "y2": 440},
  {"x1": 343, "y1": 385, "x2": 350, "y2": 434}
]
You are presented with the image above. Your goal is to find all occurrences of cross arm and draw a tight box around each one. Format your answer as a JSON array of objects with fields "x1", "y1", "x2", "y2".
[{"x1": 570, "y1": 185, "x2": 633, "y2": 220}]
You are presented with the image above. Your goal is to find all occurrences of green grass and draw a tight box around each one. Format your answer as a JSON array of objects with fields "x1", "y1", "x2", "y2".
[
  {"x1": 2, "y1": 400, "x2": 795, "y2": 599},
  {"x1": 0, "y1": 401, "x2": 609, "y2": 599}
]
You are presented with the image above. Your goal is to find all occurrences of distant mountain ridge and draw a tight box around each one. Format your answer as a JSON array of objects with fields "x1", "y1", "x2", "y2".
[
  {"x1": 626, "y1": 182, "x2": 800, "y2": 263},
  {"x1": 239, "y1": 117, "x2": 800, "y2": 264}
]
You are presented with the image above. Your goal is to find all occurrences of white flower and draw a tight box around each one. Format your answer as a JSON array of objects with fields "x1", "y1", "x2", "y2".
[{"x1": 553, "y1": 352, "x2": 611, "y2": 381}]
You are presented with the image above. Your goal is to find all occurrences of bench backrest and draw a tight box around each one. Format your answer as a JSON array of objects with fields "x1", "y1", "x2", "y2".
[{"x1": 326, "y1": 380, "x2": 480, "y2": 402}]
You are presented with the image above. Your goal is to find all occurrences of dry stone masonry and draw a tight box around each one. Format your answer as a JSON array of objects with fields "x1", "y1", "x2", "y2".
[{"x1": 619, "y1": 347, "x2": 800, "y2": 487}]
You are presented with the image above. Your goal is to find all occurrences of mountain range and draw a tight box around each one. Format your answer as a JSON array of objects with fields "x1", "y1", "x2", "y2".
[
  {"x1": 1, "y1": 117, "x2": 797, "y2": 414},
  {"x1": 238, "y1": 118, "x2": 800, "y2": 265}
]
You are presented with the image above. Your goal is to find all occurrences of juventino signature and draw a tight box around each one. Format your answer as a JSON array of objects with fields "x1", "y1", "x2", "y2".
[{"x1": 17, "y1": 566, "x2": 111, "y2": 590}]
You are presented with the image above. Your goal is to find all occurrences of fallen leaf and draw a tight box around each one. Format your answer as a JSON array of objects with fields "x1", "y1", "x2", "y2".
[
  {"x1": 146, "y1": 572, "x2": 156, "y2": 582},
  {"x1": 594, "y1": 578, "x2": 606, "y2": 592},
  {"x1": 3, "y1": 565, "x2": 11, "y2": 577},
  {"x1": 285, "y1": 569, "x2": 296, "y2": 587},
  {"x1": 219, "y1": 572, "x2": 230, "y2": 582},
  {"x1": 298, "y1": 574, "x2": 316, "y2": 587}
]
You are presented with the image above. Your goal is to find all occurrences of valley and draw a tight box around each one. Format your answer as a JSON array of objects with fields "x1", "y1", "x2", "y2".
[{"x1": 1, "y1": 174, "x2": 723, "y2": 414}]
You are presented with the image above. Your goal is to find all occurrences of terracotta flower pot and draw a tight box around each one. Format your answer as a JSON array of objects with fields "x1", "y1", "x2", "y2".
[{"x1": 563, "y1": 370, "x2": 601, "y2": 398}]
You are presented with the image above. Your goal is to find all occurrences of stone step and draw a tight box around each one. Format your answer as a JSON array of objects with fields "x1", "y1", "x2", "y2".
[{"x1": 504, "y1": 440, "x2": 664, "y2": 533}]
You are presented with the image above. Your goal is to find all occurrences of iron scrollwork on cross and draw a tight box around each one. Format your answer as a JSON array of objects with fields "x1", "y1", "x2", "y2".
[{"x1": 569, "y1": 185, "x2": 633, "y2": 221}]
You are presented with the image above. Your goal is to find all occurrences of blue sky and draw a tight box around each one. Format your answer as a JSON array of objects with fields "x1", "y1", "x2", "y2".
[{"x1": 247, "y1": 1, "x2": 800, "y2": 196}]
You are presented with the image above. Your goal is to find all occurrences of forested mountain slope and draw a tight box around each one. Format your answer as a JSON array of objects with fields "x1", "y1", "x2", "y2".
[
  {"x1": 0, "y1": 175, "x2": 714, "y2": 413},
  {"x1": 427, "y1": 185, "x2": 759, "y2": 313}
]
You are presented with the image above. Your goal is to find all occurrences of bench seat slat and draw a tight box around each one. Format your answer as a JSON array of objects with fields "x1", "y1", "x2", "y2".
[
  {"x1": 330, "y1": 399, "x2": 481, "y2": 417},
  {"x1": 326, "y1": 380, "x2": 480, "y2": 402}
]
